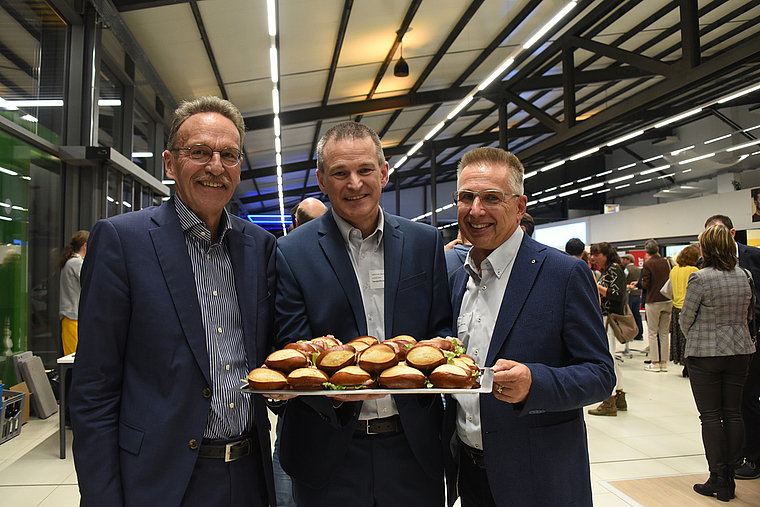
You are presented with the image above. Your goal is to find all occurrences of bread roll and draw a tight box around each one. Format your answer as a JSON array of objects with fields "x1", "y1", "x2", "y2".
[
  {"x1": 329, "y1": 365, "x2": 376, "y2": 389},
  {"x1": 405, "y1": 344, "x2": 446, "y2": 375},
  {"x1": 284, "y1": 341, "x2": 319, "y2": 357},
  {"x1": 287, "y1": 367, "x2": 330, "y2": 390},
  {"x1": 315, "y1": 344, "x2": 357, "y2": 375},
  {"x1": 247, "y1": 367, "x2": 288, "y2": 390},
  {"x1": 264, "y1": 349, "x2": 309, "y2": 373},
  {"x1": 358, "y1": 344, "x2": 399, "y2": 374},
  {"x1": 378, "y1": 364, "x2": 426, "y2": 389},
  {"x1": 429, "y1": 364, "x2": 475, "y2": 389}
]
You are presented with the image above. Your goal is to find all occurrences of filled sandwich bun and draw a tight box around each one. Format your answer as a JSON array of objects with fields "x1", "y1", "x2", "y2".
[
  {"x1": 315, "y1": 344, "x2": 357, "y2": 375},
  {"x1": 357, "y1": 343, "x2": 399, "y2": 374},
  {"x1": 311, "y1": 335, "x2": 342, "y2": 351},
  {"x1": 350, "y1": 335, "x2": 379, "y2": 347},
  {"x1": 287, "y1": 367, "x2": 330, "y2": 390},
  {"x1": 383, "y1": 340, "x2": 407, "y2": 361},
  {"x1": 247, "y1": 367, "x2": 288, "y2": 390},
  {"x1": 264, "y1": 349, "x2": 309, "y2": 373},
  {"x1": 405, "y1": 344, "x2": 447, "y2": 375},
  {"x1": 329, "y1": 365, "x2": 376, "y2": 389},
  {"x1": 429, "y1": 364, "x2": 476, "y2": 389},
  {"x1": 378, "y1": 364, "x2": 427, "y2": 389},
  {"x1": 284, "y1": 341, "x2": 320, "y2": 357},
  {"x1": 452, "y1": 355, "x2": 480, "y2": 375}
]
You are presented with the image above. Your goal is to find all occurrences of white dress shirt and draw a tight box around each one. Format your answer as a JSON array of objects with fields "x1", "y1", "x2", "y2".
[
  {"x1": 333, "y1": 210, "x2": 398, "y2": 420},
  {"x1": 454, "y1": 226, "x2": 523, "y2": 449}
]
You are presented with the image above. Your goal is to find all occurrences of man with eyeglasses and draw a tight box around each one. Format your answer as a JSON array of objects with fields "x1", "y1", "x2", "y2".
[
  {"x1": 70, "y1": 96, "x2": 277, "y2": 507},
  {"x1": 275, "y1": 121, "x2": 452, "y2": 507},
  {"x1": 443, "y1": 147, "x2": 614, "y2": 507}
]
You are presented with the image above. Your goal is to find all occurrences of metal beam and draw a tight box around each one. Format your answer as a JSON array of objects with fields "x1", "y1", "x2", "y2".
[
  {"x1": 569, "y1": 36, "x2": 678, "y2": 79},
  {"x1": 189, "y1": 1, "x2": 227, "y2": 99}
]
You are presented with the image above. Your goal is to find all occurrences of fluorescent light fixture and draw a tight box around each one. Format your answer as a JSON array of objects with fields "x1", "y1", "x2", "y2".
[
  {"x1": 636, "y1": 178, "x2": 652, "y2": 184},
  {"x1": 745, "y1": 124, "x2": 760, "y2": 133},
  {"x1": 640, "y1": 164, "x2": 670, "y2": 175},
  {"x1": 596, "y1": 188, "x2": 610, "y2": 194},
  {"x1": 738, "y1": 154, "x2": 750, "y2": 162},
  {"x1": 20, "y1": 114, "x2": 38, "y2": 122},
  {"x1": 424, "y1": 121, "x2": 446, "y2": 141},
  {"x1": 718, "y1": 83, "x2": 760, "y2": 104},
  {"x1": 274, "y1": 116, "x2": 281, "y2": 136},
  {"x1": 526, "y1": 200, "x2": 537, "y2": 207},
  {"x1": 524, "y1": 170, "x2": 538, "y2": 179},
  {"x1": 654, "y1": 108, "x2": 702, "y2": 129},
  {"x1": 726, "y1": 139, "x2": 760, "y2": 152},
  {"x1": 524, "y1": 1, "x2": 577, "y2": 49},
  {"x1": 595, "y1": 170, "x2": 613, "y2": 177},
  {"x1": 642, "y1": 155, "x2": 663, "y2": 163},
  {"x1": 580, "y1": 193, "x2": 593, "y2": 198},
  {"x1": 99, "y1": 99, "x2": 121, "y2": 107},
  {"x1": 577, "y1": 176, "x2": 592, "y2": 183},
  {"x1": 393, "y1": 155, "x2": 408, "y2": 169},
  {"x1": 607, "y1": 130, "x2": 644, "y2": 146},
  {"x1": 275, "y1": 153, "x2": 282, "y2": 166},
  {"x1": 540, "y1": 160, "x2": 565, "y2": 172},
  {"x1": 123, "y1": 201, "x2": 132, "y2": 208},
  {"x1": 704, "y1": 134, "x2": 732, "y2": 144},
  {"x1": 616, "y1": 163, "x2": 637, "y2": 171},
  {"x1": 608, "y1": 174, "x2": 634, "y2": 184},
  {"x1": 559, "y1": 188, "x2": 578, "y2": 197},
  {"x1": 267, "y1": 0, "x2": 277, "y2": 36},
  {"x1": 559, "y1": 181, "x2": 573, "y2": 188},
  {"x1": 615, "y1": 183, "x2": 630, "y2": 189},
  {"x1": 753, "y1": 151, "x2": 760, "y2": 156},
  {"x1": 569, "y1": 147, "x2": 599, "y2": 160},
  {"x1": 670, "y1": 145, "x2": 695, "y2": 156},
  {"x1": 582, "y1": 182, "x2": 604, "y2": 191},
  {"x1": 0, "y1": 216, "x2": 11, "y2": 222},
  {"x1": 545, "y1": 186, "x2": 557, "y2": 192},
  {"x1": 478, "y1": 58, "x2": 515, "y2": 91},
  {"x1": 0, "y1": 97, "x2": 18, "y2": 110},
  {"x1": 3, "y1": 99, "x2": 64, "y2": 107},
  {"x1": 407, "y1": 141, "x2": 425, "y2": 156},
  {"x1": 657, "y1": 173, "x2": 675, "y2": 179},
  {"x1": 446, "y1": 95, "x2": 474, "y2": 120},
  {"x1": 539, "y1": 195, "x2": 557, "y2": 202},
  {"x1": 161, "y1": 179, "x2": 175, "y2": 185},
  {"x1": 132, "y1": 152, "x2": 153, "y2": 158},
  {"x1": 678, "y1": 153, "x2": 715, "y2": 164},
  {"x1": 275, "y1": 137, "x2": 281, "y2": 153},
  {"x1": 270, "y1": 48, "x2": 279, "y2": 82},
  {"x1": 272, "y1": 89, "x2": 279, "y2": 114},
  {"x1": 682, "y1": 168, "x2": 692, "y2": 173},
  {"x1": 0, "y1": 166, "x2": 19, "y2": 176}
]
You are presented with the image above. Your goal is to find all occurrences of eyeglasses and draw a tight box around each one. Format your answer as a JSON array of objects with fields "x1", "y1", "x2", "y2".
[
  {"x1": 453, "y1": 190, "x2": 520, "y2": 207},
  {"x1": 171, "y1": 144, "x2": 242, "y2": 168}
]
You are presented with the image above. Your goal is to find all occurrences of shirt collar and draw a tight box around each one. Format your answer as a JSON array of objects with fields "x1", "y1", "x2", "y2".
[
  {"x1": 174, "y1": 196, "x2": 232, "y2": 244},
  {"x1": 332, "y1": 208, "x2": 384, "y2": 249},
  {"x1": 464, "y1": 226, "x2": 523, "y2": 280}
]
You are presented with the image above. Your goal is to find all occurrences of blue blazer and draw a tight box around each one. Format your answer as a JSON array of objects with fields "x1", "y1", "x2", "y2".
[
  {"x1": 70, "y1": 198, "x2": 277, "y2": 507},
  {"x1": 275, "y1": 210, "x2": 452, "y2": 489},
  {"x1": 444, "y1": 234, "x2": 615, "y2": 507}
]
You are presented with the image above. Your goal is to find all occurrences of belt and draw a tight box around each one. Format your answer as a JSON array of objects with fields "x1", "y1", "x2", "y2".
[
  {"x1": 461, "y1": 441, "x2": 486, "y2": 469},
  {"x1": 198, "y1": 437, "x2": 253, "y2": 462},
  {"x1": 354, "y1": 415, "x2": 403, "y2": 436}
]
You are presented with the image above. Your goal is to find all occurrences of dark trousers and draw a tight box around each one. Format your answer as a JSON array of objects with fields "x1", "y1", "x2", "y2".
[
  {"x1": 458, "y1": 442, "x2": 497, "y2": 507},
  {"x1": 180, "y1": 435, "x2": 268, "y2": 507},
  {"x1": 628, "y1": 294, "x2": 643, "y2": 340},
  {"x1": 292, "y1": 432, "x2": 443, "y2": 507},
  {"x1": 687, "y1": 355, "x2": 752, "y2": 474},
  {"x1": 742, "y1": 352, "x2": 760, "y2": 462}
]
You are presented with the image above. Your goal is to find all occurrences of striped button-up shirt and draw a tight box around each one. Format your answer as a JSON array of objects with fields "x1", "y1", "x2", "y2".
[{"x1": 175, "y1": 198, "x2": 252, "y2": 439}]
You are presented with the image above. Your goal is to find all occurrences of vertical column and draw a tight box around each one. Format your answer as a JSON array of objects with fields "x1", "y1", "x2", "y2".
[
  {"x1": 430, "y1": 145, "x2": 437, "y2": 227},
  {"x1": 562, "y1": 45, "x2": 576, "y2": 130},
  {"x1": 498, "y1": 101, "x2": 508, "y2": 151}
]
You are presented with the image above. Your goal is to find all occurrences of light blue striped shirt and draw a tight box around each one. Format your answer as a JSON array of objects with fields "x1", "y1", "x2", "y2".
[{"x1": 175, "y1": 197, "x2": 252, "y2": 439}]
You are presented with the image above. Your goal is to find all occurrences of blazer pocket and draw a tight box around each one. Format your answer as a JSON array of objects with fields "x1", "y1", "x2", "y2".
[
  {"x1": 119, "y1": 420, "x2": 145, "y2": 456},
  {"x1": 397, "y1": 272, "x2": 426, "y2": 292}
]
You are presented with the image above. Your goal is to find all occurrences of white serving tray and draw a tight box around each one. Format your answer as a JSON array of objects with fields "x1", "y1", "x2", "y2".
[{"x1": 240, "y1": 367, "x2": 493, "y2": 396}]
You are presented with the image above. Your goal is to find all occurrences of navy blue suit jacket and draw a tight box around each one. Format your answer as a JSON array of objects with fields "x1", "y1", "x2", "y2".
[
  {"x1": 275, "y1": 210, "x2": 452, "y2": 488},
  {"x1": 445, "y1": 234, "x2": 615, "y2": 506},
  {"x1": 70, "y1": 198, "x2": 277, "y2": 507}
]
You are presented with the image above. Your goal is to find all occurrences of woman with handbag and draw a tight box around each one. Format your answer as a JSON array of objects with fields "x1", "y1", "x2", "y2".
[
  {"x1": 588, "y1": 242, "x2": 628, "y2": 416},
  {"x1": 668, "y1": 245, "x2": 700, "y2": 377},
  {"x1": 680, "y1": 225, "x2": 756, "y2": 502}
]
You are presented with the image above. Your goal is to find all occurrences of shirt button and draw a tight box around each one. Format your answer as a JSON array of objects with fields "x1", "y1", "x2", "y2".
[
  {"x1": 217, "y1": 327, "x2": 223, "y2": 333},
  {"x1": 468, "y1": 415, "x2": 473, "y2": 421},
  {"x1": 201, "y1": 231, "x2": 206, "y2": 236},
  {"x1": 477, "y1": 317, "x2": 482, "y2": 322},
  {"x1": 361, "y1": 253, "x2": 366, "y2": 259},
  {"x1": 206, "y1": 254, "x2": 210, "y2": 259},
  {"x1": 481, "y1": 285, "x2": 487, "y2": 290},
  {"x1": 229, "y1": 402, "x2": 234, "y2": 409},
  {"x1": 213, "y1": 290, "x2": 218, "y2": 296},
  {"x1": 474, "y1": 350, "x2": 479, "y2": 356},
  {"x1": 226, "y1": 364, "x2": 230, "y2": 371},
  {"x1": 474, "y1": 444, "x2": 480, "y2": 449}
]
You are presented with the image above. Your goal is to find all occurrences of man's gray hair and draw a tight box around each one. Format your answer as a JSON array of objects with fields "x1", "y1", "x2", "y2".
[
  {"x1": 644, "y1": 239, "x2": 659, "y2": 255},
  {"x1": 167, "y1": 96, "x2": 246, "y2": 151},
  {"x1": 457, "y1": 147, "x2": 524, "y2": 196},
  {"x1": 316, "y1": 122, "x2": 384, "y2": 172}
]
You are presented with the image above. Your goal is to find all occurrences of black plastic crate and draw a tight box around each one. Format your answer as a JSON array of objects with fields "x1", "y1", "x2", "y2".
[{"x1": 1, "y1": 390, "x2": 24, "y2": 445}]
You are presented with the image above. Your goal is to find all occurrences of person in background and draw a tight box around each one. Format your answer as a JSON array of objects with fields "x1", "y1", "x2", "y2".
[
  {"x1": 444, "y1": 231, "x2": 472, "y2": 277},
  {"x1": 669, "y1": 245, "x2": 700, "y2": 377},
  {"x1": 642, "y1": 239, "x2": 672, "y2": 372},
  {"x1": 588, "y1": 242, "x2": 628, "y2": 416},
  {"x1": 276, "y1": 121, "x2": 451, "y2": 507},
  {"x1": 292, "y1": 197, "x2": 327, "y2": 228},
  {"x1": 705, "y1": 214, "x2": 760, "y2": 481},
  {"x1": 681, "y1": 224, "x2": 756, "y2": 502},
  {"x1": 520, "y1": 212, "x2": 534, "y2": 236},
  {"x1": 445, "y1": 147, "x2": 613, "y2": 506},
  {"x1": 58, "y1": 230, "x2": 88, "y2": 356},
  {"x1": 621, "y1": 254, "x2": 643, "y2": 341},
  {"x1": 70, "y1": 96, "x2": 277, "y2": 507}
]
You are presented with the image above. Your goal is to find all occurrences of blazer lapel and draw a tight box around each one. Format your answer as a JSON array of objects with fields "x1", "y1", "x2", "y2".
[
  {"x1": 383, "y1": 212, "x2": 402, "y2": 337},
  {"x1": 485, "y1": 236, "x2": 546, "y2": 366},
  {"x1": 227, "y1": 224, "x2": 259, "y2": 370},
  {"x1": 150, "y1": 201, "x2": 211, "y2": 385},
  {"x1": 318, "y1": 215, "x2": 367, "y2": 335}
]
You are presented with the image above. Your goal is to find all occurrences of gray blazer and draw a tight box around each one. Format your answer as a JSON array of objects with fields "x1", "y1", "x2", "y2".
[{"x1": 680, "y1": 266, "x2": 756, "y2": 358}]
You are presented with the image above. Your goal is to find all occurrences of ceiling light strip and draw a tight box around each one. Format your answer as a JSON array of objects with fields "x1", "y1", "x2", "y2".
[{"x1": 266, "y1": 0, "x2": 286, "y2": 234}]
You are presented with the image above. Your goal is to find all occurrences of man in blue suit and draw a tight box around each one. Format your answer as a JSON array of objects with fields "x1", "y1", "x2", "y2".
[
  {"x1": 70, "y1": 97, "x2": 276, "y2": 507},
  {"x1": 445, "y1": 147, "x2": 615, "y2": 506},
  {"x1": 275, "y1": 121, "x2": 451, "y2": 507}
]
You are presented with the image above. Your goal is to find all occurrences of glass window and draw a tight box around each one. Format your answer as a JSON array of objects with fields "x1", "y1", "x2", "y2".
[
  {"x1": 132, "y1": 103, "x2": 154, "y2": 171},
  {"x1": 106, "y1": 169, "x2": 120, "y2": 217},
  {"x1": 143, "y1": 186, "x2": 152, "y2": 209},
  {"x1": 0, "y1": 0, "x2": 67, "y2": 144},
  {"x1": 98, "y1": 64, "x2": 124, "y2": 149},
  {"x1": 122, "y1": 176, "x2": 133, "y2": 212}
]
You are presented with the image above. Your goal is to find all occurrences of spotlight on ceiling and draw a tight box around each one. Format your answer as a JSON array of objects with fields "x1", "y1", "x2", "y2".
[{"x1": 394, "y1": 41, "x2": 409, "y2": 77}]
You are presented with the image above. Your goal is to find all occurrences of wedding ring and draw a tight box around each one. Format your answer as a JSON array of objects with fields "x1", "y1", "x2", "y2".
[{"x1": 497, "y1": 385, "x2": 503, "y2": 394}]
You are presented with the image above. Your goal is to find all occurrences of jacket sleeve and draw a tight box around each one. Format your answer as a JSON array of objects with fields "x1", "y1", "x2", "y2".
[{"x1": 679, "y1": 272, "x2": 702, "y2": 337}]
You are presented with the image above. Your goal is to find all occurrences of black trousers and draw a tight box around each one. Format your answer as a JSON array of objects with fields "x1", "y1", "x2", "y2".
[
  {"x1": 741, "y1": 352, "x2": 760, "y2": 463},
  {"x1": 687, "y1": 355, "x2": 752, "y2": 474},
  {"x1": 457, "y1": 440, "x2": 497, "y2": 507}
]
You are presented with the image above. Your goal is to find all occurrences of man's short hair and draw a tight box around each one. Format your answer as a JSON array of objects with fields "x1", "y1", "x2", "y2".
[
  {"x1": 622, "y1": 253, "x2": 635, "y2": 262},
  {"x1": 167, "y1": 96, "x2": 246, "y2": 151},
  {"x1": 520, "y1": 213, "x2": 535, "y2": 236},
  {"x1": 565, "y1": 238, "x2": 585, "y2": 256},
  {"x1": 704, "y1": 214, "x2": 733, "y2": 230},
  {"x1": 644, "y1": 239, "x2": 659, "y2": 255},
  {"x1": 316, "y1": 122, "x2": 384, "y2": 173},
  {"x1": 457, "y1": 147, "x2": 524, "y2": 196}
]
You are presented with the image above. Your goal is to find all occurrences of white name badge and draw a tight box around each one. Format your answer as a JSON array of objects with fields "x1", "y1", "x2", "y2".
[{"x1": 369, "y1": 269, "x2": 384, "y2": 290}]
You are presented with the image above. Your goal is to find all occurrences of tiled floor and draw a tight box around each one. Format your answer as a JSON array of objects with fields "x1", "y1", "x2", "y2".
[{"x1": 0, "y1": 335, "x2": 726, "y2": 506}]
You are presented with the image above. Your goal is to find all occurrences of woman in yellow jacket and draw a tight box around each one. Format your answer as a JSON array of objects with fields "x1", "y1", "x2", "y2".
[{"x1": 669, "y1": 245, "x2": 700, "y2": 377}]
